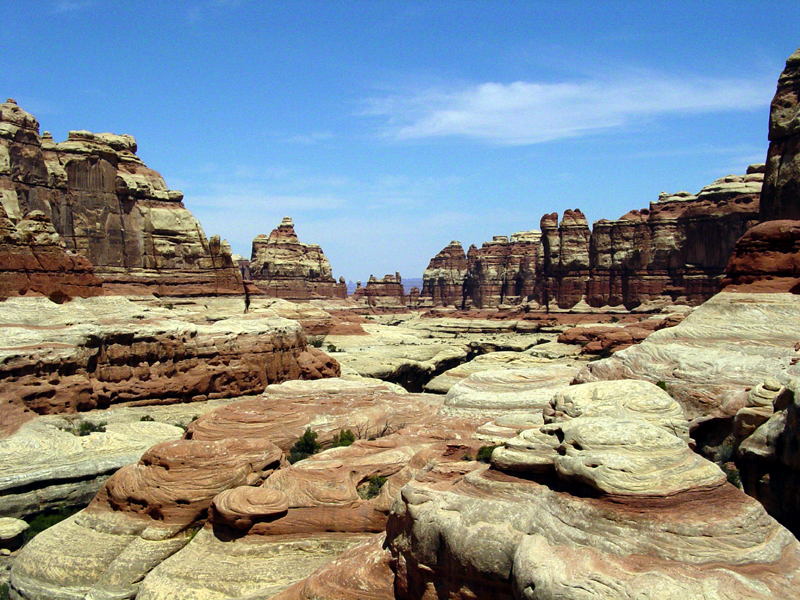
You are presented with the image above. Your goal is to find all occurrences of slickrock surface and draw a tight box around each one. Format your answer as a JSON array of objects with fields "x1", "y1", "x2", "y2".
[
  {"x1": 8, "y1": 378, "x2": 481, "y2": 599},
  {"x1": 250, "y1": 217, "x2": 347, "y2": 299},
  {"x1": 352, "y1": 273, "x2": 407, "y2": 309},
  {"x1": 557, "y1": 310, "x2": 687, "y2": 355},
  {"x1": 387, "y1": 379, "x2": 800, "y2": 599},
  {"x1": 576, "y1": 291, "x2": 800, "y2": 420},
  {"x1": 420, "y1": 168, "x2": 762, "y2": 310},
  {"x1": 0, "y1": 296, "x2": 334, "y2": 435},
  {"x1": 0, "y1": 203, "x2": 103, "y2": 300},
  {"x1": 761, "y1": 47, "x2": 800, "y2": 221},
  {"x1": 0, "y1": 99, "x2": 242, "y2": 296}
]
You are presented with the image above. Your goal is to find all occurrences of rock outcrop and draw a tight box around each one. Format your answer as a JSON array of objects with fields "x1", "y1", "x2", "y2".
[
  {"x1": 419, "y1": 170, "x2": 762, "y2": 310},
  {"x1": 352, "y1": 273, "x2": 406, "y2": 309},
  {"x1": 387, "y1": 380, "x2": 800, "y2": 599},
  {"x1": 250, "y1": 217, "x2": 347, "y2": 299},
  {"x1": 420, "y1": 241, "x2": 467, "y2": 307},
  {"x1": 760, "y1": 47, "x2": 800, "y2": 221},
  {"x1": 0, "y1": 99, "x2": 242, "y2": 296},
  {"x1": 0, "y1": 202, "x2": 103, "y2": 301},
  {"x1": 0, "y1": 296, "x2": 338, "y2": 435}
]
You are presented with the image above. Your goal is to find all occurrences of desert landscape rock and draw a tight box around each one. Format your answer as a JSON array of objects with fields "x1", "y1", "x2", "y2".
[
  {"x1": 249, "y1": 217, "x2": 347, "y2": 300},
  {"x1": 352, "y1": 273, "x2": 407, "y2": 309},
  {"x1": 420, "y1": 169, "x2": 762, "y2": 310},
  {"x1": 0, "y1": 99, "x2": 242, "y2": 296}
]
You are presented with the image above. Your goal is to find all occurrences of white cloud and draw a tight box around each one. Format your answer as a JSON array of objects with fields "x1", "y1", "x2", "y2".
[{"x1": 366, "y1": 71, "x2": 772, "y2": 145}]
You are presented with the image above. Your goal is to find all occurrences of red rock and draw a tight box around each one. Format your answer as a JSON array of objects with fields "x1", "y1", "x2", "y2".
[
  {"x1": 352, "y1": 272, "x2": 407, "y2": 309},
  {"x1": 420, "y1": 241, "x2": 468, "y2": 307},
  {"x1": 250, "y1": 217, "x2": 347, "y2": 299},
  {"x1": 0, "y1": 204, "x2": 103, "y2": 300},
  {"x1": 721, "y1": 220, "x2": 800, "y2": 292},
  {"x1": 0, "y1": 100, "x2": 243, "y2": 296}
]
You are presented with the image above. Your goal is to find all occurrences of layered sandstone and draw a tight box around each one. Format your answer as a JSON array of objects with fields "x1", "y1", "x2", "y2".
[
  {"x1": 419, "y1": 170, "x2": 761, "y2": 310},
  {"x1": 352, "y1": 273, "x2": 406, "y2": 309},
  {"x1": 420, "y1": 241, "x2": 467, "y2": 307},
  {"x1": 760, "y1": 47, "x2": 800, "y2": 221},
  {"x1": 0, "y1": 296, "x2": 337, "y2": 435},
  {"x1": 250, "y1": 217, "x2": 347, "y2": 299},
  {"x1": 0, "y1": 99, "x2": 242, "y2": 296},
  {"x1": 0, "y1": 203, "x2": 103, "y2": 300},
  {"x1": 387, "y1": 380, "x2": 800, "y2": 600}
]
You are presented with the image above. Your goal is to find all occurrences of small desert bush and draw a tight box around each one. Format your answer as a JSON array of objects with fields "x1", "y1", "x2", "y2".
[
  {"x1": 331, "y1": 429, "x2": 355, "y2": 448},
  {"x1": 288, "y1": 428, "x2": 322, "y2": 463},
  {"x1": 358, "y1": 475, "x2": 387, "y2": 500},
  {"x1": 477, "y1": 445, "x2": 500, "y2": 463}
]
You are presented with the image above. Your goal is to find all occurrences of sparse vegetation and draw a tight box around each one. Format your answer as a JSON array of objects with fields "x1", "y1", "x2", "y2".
[
  {"x1": 139, "y1": 414, "x2": 155, "y2": 422},
  {"x1": 25, "y1": 505, "x2": 80, "y2": 542},
  {"x1": 326, "y1": 343, "x2": 338, "y2": 353},
  {"x1": 477, "y1": 445, "x2": 500, "y2": 463},
  {"x1": 309, "y1": 338, "x2": 323, "y2": 348},
  {"x1": 164, "y1": 303, "x2": 174, "y2": 310},
  {"x1": 358, "y1": 475, "x2": 387, "y2": 500},
  {"x1": 722, "y1": 462, "x2": 742, "y2": 489},
  {"x1": 72, "y1": 421, "x2": 106, "y2": 436},
  {"x1": 655, "y1": 380, "x2": 668, "y2": 391},
  {"x1": 462, "y1": 452, "x2": 473, "y2": 461},
  {"x1": 0, "y1": 583, "x2": 9, "y2": 600},
  {"x1": 331, "y1": 429, "x2": 355, "y2": 448},
  {"x1": 288, "y1": 428, "x2": 322, "y2": 463}
]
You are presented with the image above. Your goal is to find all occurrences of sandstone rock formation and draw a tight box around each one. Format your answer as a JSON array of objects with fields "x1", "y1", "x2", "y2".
[
  {"x1": 577, "y1": 291, "x2": 800, "y2": 421},
  {"x1": 387, "y1": 380, "x2": 800, "y2": 599},
  {"x1": 0, "y1": 296, "x2": 337, "y2": 435},
  {"x1": 250, "y1": 217, "x2": 347, "y2": 299},
  {"x1": 760, "y1": 47, "x2": 800, "y2": 221},
  {"x1": 419, "y1": 169, "x2": 762, "y2": 310},
  {"x1": 0, "y1": 202, "x2": 103, "y2": 301},
  {"x1": 352, "y1": 273, "x2": 406, "y2": 309},
  {"x1": 420, "y1": 240, "x2": 467, "y2": 307},
  {"x1": 0, "y1": 99, "x2": 242, "y2": 296},
  {"x1": 557, "y1": 311, "x2": 687, "y2": 356},
  {"x1": 722, "y1": 219, "x2": 800, "y2": 292}
]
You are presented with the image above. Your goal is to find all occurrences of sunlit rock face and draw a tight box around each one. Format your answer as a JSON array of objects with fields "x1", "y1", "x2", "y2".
[
  {"x1": 250, "y1": 217, "x2": 347, "y2": 299},
  {"x1": 387, "y1": 380, "x2": 800, "y2": 600},
  {"x1": 0, "y1": 98, "x2": 242, "y2": 296},
  {"x1": 761, "y1": 47, "x2": 800, "y2": 221},
  {"x1": 352, "y1": 272, "x2": 407, "y2": 308},
  {"x1": 419, "y1": 170, "x2": 761, "y2": 310}
]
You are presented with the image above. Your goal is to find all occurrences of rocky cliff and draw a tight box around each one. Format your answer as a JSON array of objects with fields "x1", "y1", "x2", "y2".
[
  {"x1": 352, "y1": 272, "x2": 406, "y2": 309},
  {"x1": 420, "y1": 169, "x2": 761, "y2": 310},
  {"x1": 761, "y1": 47, "x2": 800, "y2": 221},
  {"x1": 0, "y1": 99, "x2": 242, "y2": 296},
  {"x1": 250, "y1": 217, "x2": 347, "y2": 299},
  {"x1": 0, "y1": 202, "x2": 103, "y2": 301}
]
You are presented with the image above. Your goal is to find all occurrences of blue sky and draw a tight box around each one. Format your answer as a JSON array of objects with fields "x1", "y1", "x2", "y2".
[{"x1": 3, "y1": 1, "x2": 798, "y2": 282}]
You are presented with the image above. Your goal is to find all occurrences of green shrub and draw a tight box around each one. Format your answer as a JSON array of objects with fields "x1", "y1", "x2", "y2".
[
  {"x1": 331, "y1": 429, "x2": 355, "y2": 448},
  {"x1": 25, "y1": 505, "x2": 80, "y2": 542},
  {"x1": 0, "y1": 583, "x2": 9, "y2": 600},
  {"x1": 309, "y1": 338, "x2": 323, "y2": 348},
  {"x1": 477, "y1": 445, "x2": 500, "y2": 463},
  {"x1": 326, "y1": 343, "x2": 338, "y2": 353},
  {"x1": 288, "y1": 428, "x2": 322, "y2": 464},
  {"x1": 77, "y1": 421, "x2": 106, "y2": 436},
  {"x1": 139, "y1": 414, "x2": 155, "y2": 422},
  {"x1": 358, "y1": 475, "x2": 387, "y2": 500},
  {"x1": 655, "y1": 380, "x2": 668, "y2": 391}
]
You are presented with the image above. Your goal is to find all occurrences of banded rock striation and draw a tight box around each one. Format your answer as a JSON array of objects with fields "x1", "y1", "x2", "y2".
[
  {"x1": 387, "y1": 380, "x2": 800, "y2": 600},
  {"x1": 421, "y1": 169, "x2": 762, "y2": 310},
  {"x1": 250, "y1": 217, "x2": 347, "y2": 299},
  {"x1": 0, "y1": 99, "x2": 242, "y2": 296},
  {"x1": 352, "y1": 273, "x2": 407, "y2": 309},
  {"x1": 0, "y1": 202, "x2": 103, "y2": 301}
]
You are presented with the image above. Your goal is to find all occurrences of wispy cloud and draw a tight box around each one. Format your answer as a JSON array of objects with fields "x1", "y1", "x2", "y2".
[
  {"x1": 286, "y1": 131, "x2": 335, "y2": 145},
  {"x1": 366, "y1": 71, "x2": 772, "y2": 145},
  {"x1": 52, "y1": 0, "x2": 96, "y2": 14}
]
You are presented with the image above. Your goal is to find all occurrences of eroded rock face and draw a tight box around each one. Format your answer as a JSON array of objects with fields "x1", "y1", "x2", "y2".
[
  {"x1": 352, "y1": 272, "x2": 407, "y2": 309},
  {"x1": 387, "y1": 380, "x2": 800, "y2": 600},
  {"x1": 0, "y1": 296, "x2": 330, "y2": 435},
  {"x1": 0, "y1": 202, "x2": 103, "y2": 300},
  {"x1": 761, "y1": 47, "x2": 800, "y2": 221},
  {"x1": 0, "y1": 99, "x2": 242, "y2": 296},
  {"x1": 420, "y1": 241, "x2": 467, "y2": 307},
  {"x1": 722, "y1": 219, "x2": 800, "y2": 293},
  {"x1": 250, "y1": 217, "x2": 347, "y2": 299},
  {"x1": 577, "y1": 291, "x2": 800, "y2": 421},
  {"x1": 419, "y1": 170, "x2": 761, "y2": 310}
]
